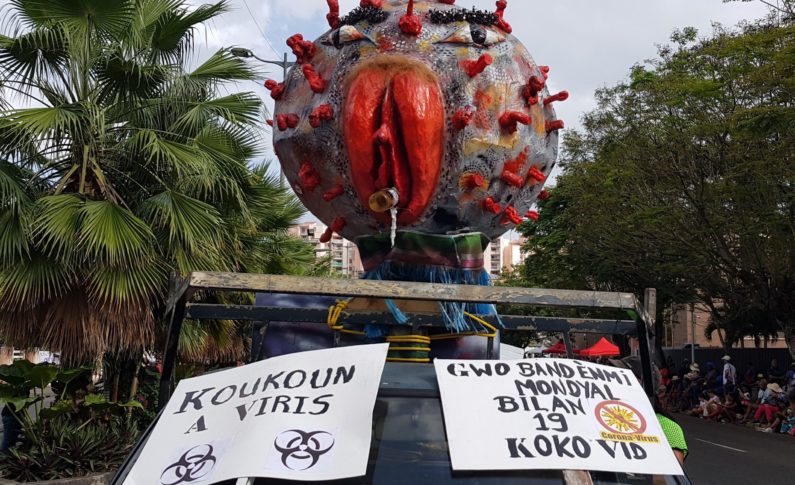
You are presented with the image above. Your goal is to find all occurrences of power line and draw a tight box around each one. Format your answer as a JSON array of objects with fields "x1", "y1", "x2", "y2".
[{"x1": 241, "y1": 0, "x2": 280, "y2": 57}]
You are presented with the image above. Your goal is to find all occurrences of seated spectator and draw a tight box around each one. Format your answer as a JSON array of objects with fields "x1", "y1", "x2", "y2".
[
  {"x1": 754, "y1": 382, "x2": 786, "y2": 425},
  {"x1": 758, "y1": 402, "x2": 788, "y2": 433},
  {"x1": 779, "y1": 407, "x2": 795, "y2": 436},
  {"x1": 706, "y1": 393, "x2": 737, "y2": 423}
]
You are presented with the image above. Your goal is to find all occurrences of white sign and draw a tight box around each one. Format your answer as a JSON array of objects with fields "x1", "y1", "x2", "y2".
[
  {"x1": 435, "y1": 358, "x2": 684, "y2": 476},
  {"x1": 124, "y1": 344, "x2": 389, "y2": 485}
]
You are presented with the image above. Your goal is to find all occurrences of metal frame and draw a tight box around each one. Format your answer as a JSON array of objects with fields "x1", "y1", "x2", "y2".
[{"x1": 159, "y1": 272, "x2": 656, "y2": 407}]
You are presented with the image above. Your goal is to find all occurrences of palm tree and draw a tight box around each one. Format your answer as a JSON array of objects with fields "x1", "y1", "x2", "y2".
[{"x1": 0, "y1": 0, "x2": 313, "y2": 363}]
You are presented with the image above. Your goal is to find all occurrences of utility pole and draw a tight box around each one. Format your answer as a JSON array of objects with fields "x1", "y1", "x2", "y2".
[{"x1": 230, "y1": 48, "x2": 295, "y2": 187}]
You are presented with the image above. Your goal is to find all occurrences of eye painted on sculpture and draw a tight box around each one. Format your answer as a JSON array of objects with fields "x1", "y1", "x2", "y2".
[
  {"x1": 440, "y1": 24, "x2": 505, "y2": 48},
  {"x1": 322, "y1": 25, "x2": 368, "y2": 49}
]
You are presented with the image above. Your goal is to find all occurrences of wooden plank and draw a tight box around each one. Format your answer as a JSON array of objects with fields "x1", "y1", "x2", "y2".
[{"x1": 188, "y1": 272, "x2": 638, "y2": 310}]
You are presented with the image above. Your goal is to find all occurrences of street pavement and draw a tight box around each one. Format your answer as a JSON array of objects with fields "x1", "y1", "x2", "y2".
[{"x1": 679, "y1": 414, "x2": 795, "y2": 485}]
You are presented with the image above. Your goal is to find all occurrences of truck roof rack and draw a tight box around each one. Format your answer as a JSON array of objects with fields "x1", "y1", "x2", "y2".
[{"x1": 160, "y1": 272, "x2": 657, "y2": 406}]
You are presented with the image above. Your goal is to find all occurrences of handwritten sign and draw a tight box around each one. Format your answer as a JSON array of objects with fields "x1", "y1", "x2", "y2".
[
  {"x1": 124, "y1": 344, "x2": 388, "y2": 484},
  {"x1": 435, "y1": 358, "x2": 684, "y2": 476}
]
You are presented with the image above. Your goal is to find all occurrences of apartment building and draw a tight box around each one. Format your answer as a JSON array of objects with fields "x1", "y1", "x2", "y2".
[{"x1": 289, "y1": 222, "x2": 364, "y2": 278}]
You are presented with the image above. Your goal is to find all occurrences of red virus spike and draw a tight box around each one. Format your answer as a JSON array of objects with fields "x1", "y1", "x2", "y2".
[
  {"x1": 499, "y1": 111, "x2": 532, "y2": 134},
  {"x1": 502, "y1": 206, "x2": 523, "y2": 225},
  {"x1": 538, "y1": 189, "x2": 551, "y2": 200},
  {"x1": 276, "y1": 114, "x2": 288, "y2": 131},
  {"x1": 265, "y1": 119, "x2": 274, "y2": 127},
  {"x1": 483, "y1": 197, "x2": 502, "y2": 215},
  {"x1": 544, "y1": 90, "x2": 569, "y2": 106},
  {"x1": 461, "y1": 53, "x2": 493, "y2": 78},
  {"x1": 309, "y1": 104, "x2": 334, "y2": 128},
  {"x1": 494, "y1": 0, "x2": 512, "y2": 34},
  {"x1": 320, "y1": 217, "x2": 346, "y2": 243},
  {"x1": 500, "y1": 170, "x2": 524, "y2": 188},
  {"x1": 540, "y1": 65, "x2": 550, "y2": 79},
  {"x1": 461, "y1": 173, "x2": 485, "y2": 190},
  {"x1": 526, "y1": 166, "x2": 547, "y2": 184},
  {"x1": 327, "y1": 0, "x2": 340, "y2": 29},
  {"x1": 360, "y1": 0, "x2": 382, "y2": 8},
  {"x1": 323, "y1": 184, "x2": 345, "y2": 202},
  {"x1": 264, "y1": 79, "x2": 285, "y2": 100},
  {"x1": 302, "y1": 64, "x2": 326, "y2": 93},
  {"x1": 452, "y1": 107, "x2": 473, "y2": 130},
  {"x1": 399, "y1": 0, "x2": 422, "y2": 36},
  {"x1": 287, "y1": 34, "x2": 316, "y2": 64},
  {"x1": 298, "y1": 162, "x2": 321, "y2": 192},
  {"x1": 522, "y1": 76, "x2": 546, "y2": 106},
  {"x1": 286, "y1": 114, "x2": 299, "y2": 128},
  {"x1": 525, "y1": 210, "x2": 539, "y2": 221},
  {"x1": 439, "y1": 0, "x2": 456, "y2": 4},
  {"x1": 545, "y1": 119, "x2": 565, "y2": 133}
]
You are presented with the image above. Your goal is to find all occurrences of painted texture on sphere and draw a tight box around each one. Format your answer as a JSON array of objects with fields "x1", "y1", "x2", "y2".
[{"x1": 272, "y1": 0, "x2": 561, "y2": 242}]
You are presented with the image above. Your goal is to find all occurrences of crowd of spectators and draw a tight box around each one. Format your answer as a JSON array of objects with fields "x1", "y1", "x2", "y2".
[{"x1": 658, "y1": 356, "x2": 795, "y2": 436}]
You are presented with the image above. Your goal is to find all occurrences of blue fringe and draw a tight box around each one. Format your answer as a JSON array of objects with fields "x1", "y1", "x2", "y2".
[{"x1": 362, "y1": 262, "x2": 502, "y2": 336}]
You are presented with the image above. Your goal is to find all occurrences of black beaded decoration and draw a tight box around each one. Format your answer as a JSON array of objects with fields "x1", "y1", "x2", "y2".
[
  {"x1": 428, "y1": 8, "x2": 498, "y2": 26},
  {"x1": 340, "y1": 6, "x2": 389, "y2": 26}
]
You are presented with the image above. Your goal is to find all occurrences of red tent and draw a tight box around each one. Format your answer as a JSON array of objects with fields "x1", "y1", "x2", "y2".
[
  {"x1": 579, "y1": 337, "x2": 620, "y2": 357},
  {"x1": 542, "y1": 340, "x2": 579, "y2": 355}
]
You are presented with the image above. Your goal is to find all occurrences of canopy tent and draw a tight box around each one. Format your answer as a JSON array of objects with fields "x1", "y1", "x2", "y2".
[
  {"x1": 541, "y1": 340, "x2": 580, "y2": 355},
  {"x1": 579, "y1": 337, "x2": 620, "y2": 357}
]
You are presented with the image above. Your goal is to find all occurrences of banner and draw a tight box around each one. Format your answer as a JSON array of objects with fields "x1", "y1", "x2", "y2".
[
  {"x1": 435, "y1": 358, "x2": 684, "y2": 476},
  {"x1": 124, "y1": 344, "x2": 389, "y2": 484}
]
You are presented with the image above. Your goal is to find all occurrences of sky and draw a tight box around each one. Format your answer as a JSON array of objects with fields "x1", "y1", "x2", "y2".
[{"x1": 188, "y1": 0, "x2": 770, "y2": 221}]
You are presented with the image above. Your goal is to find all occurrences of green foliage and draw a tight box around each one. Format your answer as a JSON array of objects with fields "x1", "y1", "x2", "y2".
[
  {"x1": 0, "y1": 361, "x2": 145, "y2": 482},
  {"x1": 0, "y1": 0, "x2": 314, "y2": 362},
  {"x1": 515, "y1": 13, "x2": 795, "y2": 355}
]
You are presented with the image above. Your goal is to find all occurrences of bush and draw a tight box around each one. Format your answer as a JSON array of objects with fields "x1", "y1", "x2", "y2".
[{"x1": 0, "y1": 361, "x2": 148, "y2": 482}]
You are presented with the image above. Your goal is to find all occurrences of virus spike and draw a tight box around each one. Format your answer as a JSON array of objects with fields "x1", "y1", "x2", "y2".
[
  {"x1": 461, "y1": 173, "x2": 486, "y2": 190},
  {"x1": 309, "y1": 104, "x2": 334, "y2": 128},
  {"x1": 494, "y1": 0, "x2": 512, "y2": 34},
  {"x1": 522, "y1": 75, "x2": 546, "y2": 106},
  {"x1": 544, "y1": 91, "x2": 569, "y2": 106},
  {"x1": 399, "y1": 0, "x2": 422, "y2": 36},
  {"x1": 525, "y1": 210, "x2": 539, "y2": 221},
  {"x1": 483, "y1": 197, "x2": 502, "y2": 215},
  {"x1": 327, "y1": 0, "x2": 340, "y2": 29},
  {"x1": 499, "y1": 111, "x2": 532, "y2": 134},
  {"x1": 545, "y1": 119, "x2": 565, "y2": 133},
  {"x1": 320, "y1": 217, "x2": 346, "y2": 243},
  {"x1": 298, "y1": 161, "x2": 321, "y2": 192},
  {"x1": 323, "y1": 184, "x2": 345, "y2": 202},
  {"x1": 302, "y1": 64, "x2": 326, "y2": 93},
  {"x1": 526, "y1": 166, "x2": 547, "y2": 184},
  {"x1": 266, "y1": 119, "x2": 274, "y2": 127},
  {"x1": 502, "y1": 206, "x2": 523, "y2": 225},
  {"x1": 500, "y1": 170, "x2": 524, "y2": 188},
  {"x1": 540, "y1": 65, "x2": 550, "y2": 79},
  {"x1": 439, "y1": 0, "x2": 456, "y2": 3},
  {"x1": 461, "y1": 53, "x2": 493, "y2": 78},
  {"x1": 538, "y1": 189, "x2": 551, "y2": 200},
  {"x1": 287, "y1": 34, "x2": 316, "y2": 64},
  {"x1": 264, "y1": 79, "x2": 285, "y2": 100},
  {"x1": 452, "y1": 108, "x2": 473, "y2": 130},
  {"x1": 360, "y1": 0, "x2": 382, "y2": 8}
]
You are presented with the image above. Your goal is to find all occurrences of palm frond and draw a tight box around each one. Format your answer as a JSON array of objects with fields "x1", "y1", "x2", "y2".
[
  {"x1": 77, "y1": 200, "x2": 156, "y2": 267},
  {"x1": 185, "y1": 49, "x2": 258, "y2": 85},
  {"x1": 142, "y1": 189, "x2": 222, "y2": 251}
]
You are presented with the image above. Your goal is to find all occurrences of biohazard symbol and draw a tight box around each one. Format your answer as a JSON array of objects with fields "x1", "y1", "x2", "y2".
[
  {"x1": 274, "y1": 430, "x2": 335, "y2": 471},
  {"x1": 160, "y1": 444, "x2": 217, "y2": 485},
  {"x1": 595, "y1": 401, "x2": 648, "y2": 435}
]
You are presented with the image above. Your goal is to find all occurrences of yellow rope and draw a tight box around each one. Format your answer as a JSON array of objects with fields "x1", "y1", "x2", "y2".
[
  {"x1": 387, "y1": 347, "x2": 432, "y2": 353},
  {"x1": 326, "y1": 299, "x2": 366, "y2": 336},
  {"x1": 387, "y1": 357, "x2": 431, "y2": 363},
  {"x1": 429, "y1": 312, "x2": 498, "y2": 341}
]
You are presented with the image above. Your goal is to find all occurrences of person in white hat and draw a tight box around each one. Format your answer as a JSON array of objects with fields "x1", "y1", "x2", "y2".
[
  {"x1": 721, "y1": 355, "x2": 736, "y2": 394},
  {"x1": 754, "y1": 382, "x2": 786, "y2": 425}
]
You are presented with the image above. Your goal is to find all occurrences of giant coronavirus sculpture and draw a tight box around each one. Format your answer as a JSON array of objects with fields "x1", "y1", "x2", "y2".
[{"x1": 269, "y1": 0, "x2": 566, "y2": 334}]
